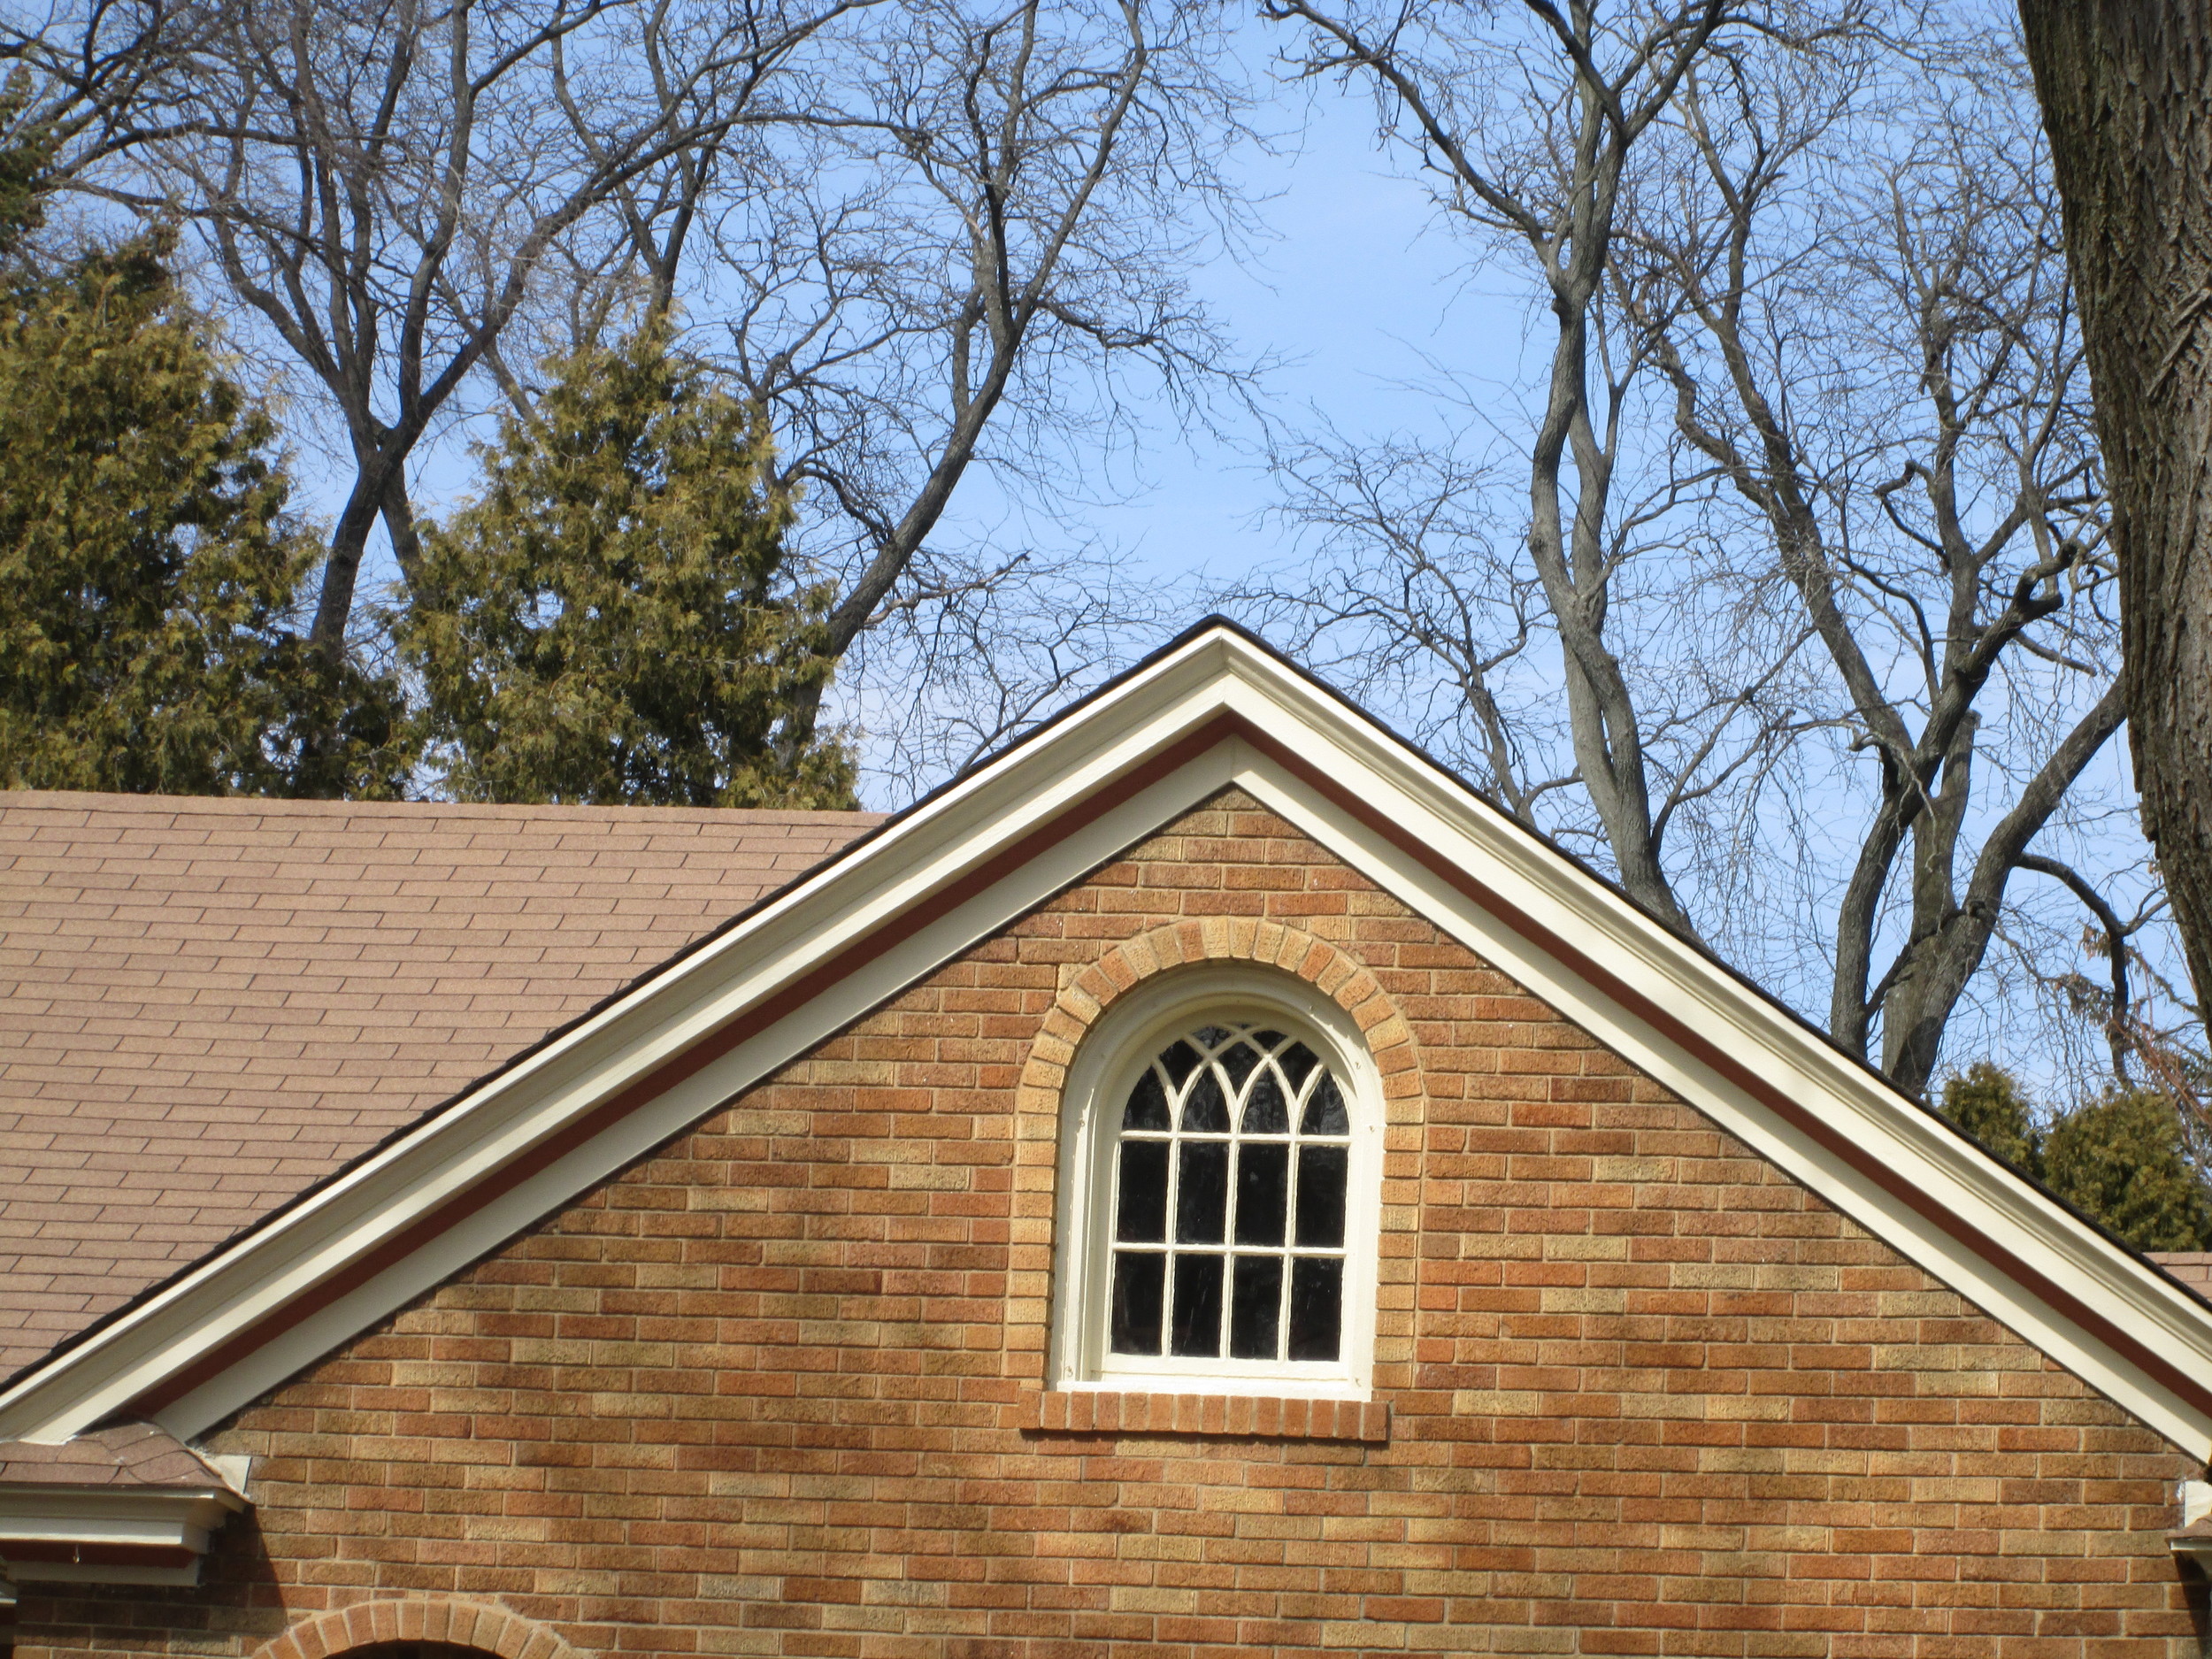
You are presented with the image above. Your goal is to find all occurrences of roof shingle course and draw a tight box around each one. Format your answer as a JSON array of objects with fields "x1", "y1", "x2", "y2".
[{"x1": 0, "y1": 787, "x2": 878, "y2": 1376}]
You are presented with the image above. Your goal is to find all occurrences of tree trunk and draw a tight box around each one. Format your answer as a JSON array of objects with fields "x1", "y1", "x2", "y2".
[
  {"x1": 380, "y1": 473, "x2": 423, "y2": 588},
  {"x1": 1877, "y1": 683, "x2": 2127, "y2": 1096},
  {"x1": 312, "y1": 476, "x2": 385, "y2": 658},
  {"x1": 2018, "y1": 3, "x2": 2212, "y2": 1014}
]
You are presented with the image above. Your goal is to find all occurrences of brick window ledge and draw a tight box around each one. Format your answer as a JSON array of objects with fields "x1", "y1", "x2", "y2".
[{"x1": 1019, "y1": 1389, "x2": 1390, "y2": 1443}]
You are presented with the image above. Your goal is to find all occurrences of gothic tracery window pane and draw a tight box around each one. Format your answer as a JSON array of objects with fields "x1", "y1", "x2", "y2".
[{"x1": 1109, "y1": 1021, "x2": 1352, "y2": 1363}]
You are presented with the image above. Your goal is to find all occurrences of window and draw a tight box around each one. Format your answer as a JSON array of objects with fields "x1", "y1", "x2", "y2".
[
  {"x1": 1109, "y1": 1022, "x2": 1351, "y2": 1363},
  {"x1": 1052, "y1": 974, "x2": 1381, "y2": 1396}
]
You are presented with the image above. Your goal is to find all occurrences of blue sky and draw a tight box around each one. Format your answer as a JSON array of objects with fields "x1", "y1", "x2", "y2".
[{"x1": 981, "y1": 76, "x2": 1537, "y2": 600}]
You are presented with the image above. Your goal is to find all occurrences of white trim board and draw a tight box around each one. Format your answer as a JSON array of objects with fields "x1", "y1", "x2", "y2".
[
  {"x1": 0, "y1": 626, "x2": 2207, "y2": 1459},
  {"x1": 0, "y1": 1484, "x2": 246, "y2": 1586}
]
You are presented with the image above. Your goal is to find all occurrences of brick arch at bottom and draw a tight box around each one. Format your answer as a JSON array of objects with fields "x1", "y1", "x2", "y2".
[
  {"x1": 1005, "y1": 916, "x2": 1426, "y2": 1389},
  {"x1": 247, "y1": 1599, "x2": 589, "y2": 1659}
]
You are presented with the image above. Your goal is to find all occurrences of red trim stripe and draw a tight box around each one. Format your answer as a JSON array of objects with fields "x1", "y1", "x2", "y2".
[{"x1": 0, "y1": 1540, "x2": 199, "y2": 1569}]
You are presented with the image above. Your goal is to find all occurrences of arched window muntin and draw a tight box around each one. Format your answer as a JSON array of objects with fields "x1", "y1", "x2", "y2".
[{"x1": 1049, "y1": 967, "x2": 1385, "y2": 1397}]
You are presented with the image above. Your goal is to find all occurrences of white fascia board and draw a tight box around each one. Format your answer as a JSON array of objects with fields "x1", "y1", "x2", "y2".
[
  {"x1": 0, "y1": 633, "x2": 1257, "y2": 1445},
  {"x1": 151, "y1": 745, "x2": 1248, "y2": 1438},
  {"x1": 0, "y1": 1486, "x2": 245, "y2": 1555},
  {"x1": 1206, "y1": 654, "x2": 2212, "y2": 1459}
]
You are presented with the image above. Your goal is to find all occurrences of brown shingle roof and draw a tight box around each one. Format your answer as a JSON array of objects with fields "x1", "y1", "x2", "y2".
[
  {"x1": 0, "y1": 1418, "x2": 230, "y2": 1488},
  {"x1": 0, "y1": 789, "x2": 879, "y2": 1377}
]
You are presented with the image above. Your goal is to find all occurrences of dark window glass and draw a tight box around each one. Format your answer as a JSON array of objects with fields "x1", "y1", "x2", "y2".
[
  {"x1": 1182, "y1": 1068, "x2": 1229, "y2": 1132},
  {"x1": 1106, "y1": 1020, "x2": 1355, "y2": 1373},
  {"x1": 1110, "y1": 1252, "x2": 1164, "y2": 1354},
  {"x1": 1170, "y1": 1254, "x2": 1224, "y2": 1356},
  {"x1": 1230, "y1": 1256, "x2": 1284, "y2": 1358},
  {"x1": 1235, "y1": 1143, "x2": 1288, "y2": 1244},
  {"x1": 1219, "y1": 1039, "x2": 1261, "y2": 1090},
  {"x1": 1242, "y1": 1070, "x2": 1288, "y2": 1134},
  {"x1": 1294, "y1": 1145, "x2": 1348, "y2": 1248},
  {"x1": 1301, "y1": 1072, "x2": 1349, "y2": 1134},
  {"x1": 1287, "y1": 1257, "x2": 1343, "y2": 1360},
  {"x1": 1116, "y1": 1141, "x2": 1168, "y2": 1241},
  {"x1": 1176, "y1": 1141, "x2": 1229, "y2": 1243},
  {"x1": 1125, "y1": 1067, "x2": 1170, "y2": 1130},
  {"x1": 1160, "y1": 1040, "x2": 1203, "y2": 1086}
]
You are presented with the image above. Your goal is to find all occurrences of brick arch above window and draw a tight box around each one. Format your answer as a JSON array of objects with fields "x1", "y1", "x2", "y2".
[
  {"x1": 1007, "y1": 918, "x2": 1425, "y2": 1400},
  {"x1": 247, "y1": 1600, "x2": 590, "y2": 1659},
  {"x1": 1021, "y1": 919, "x2": 1424, "y2": 1088}
]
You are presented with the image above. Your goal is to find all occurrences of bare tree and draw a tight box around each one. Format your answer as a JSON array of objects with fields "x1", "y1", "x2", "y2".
[
  {"x1": 420, "y1": 0, "x2": 1250, "y2": 792},
  {"x1": 1251, "y1": 0, "x2": 1814, "y2": 937},
  {"x1": 138, "y1": 0, "x2": 868, "y2": 684},
  {"x1": 1247, "y1": 397, "x2": 1821, "y2": 871},
  {"x1": 0, "y1": 1, "x2": 209, "y2": 222},
  {"x1": 1629, "y1": 28, "x2": 2123, "y2": 1093},
  {"x1": 1248, "y1": 0, "x2": 1879, "y2": 938},
  {"x1": 690, "y1": 0, "x2": 1253, "y2": 774},
  {"x1": 1246, "y1": 3, "x2": 2144, "y2": 1094}
]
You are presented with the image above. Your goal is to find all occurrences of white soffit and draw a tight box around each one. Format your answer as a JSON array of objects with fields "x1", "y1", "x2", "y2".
[
  {"x1": 0, "y1": 1486, "x2": 245, "y2": 1586},
  {"x1": 1, "y1": 626, "x2": 2208, "y2": 1458}
]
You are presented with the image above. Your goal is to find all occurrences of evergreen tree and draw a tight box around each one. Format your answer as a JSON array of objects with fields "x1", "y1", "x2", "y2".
[
  {"x1": 0, "y1": 79, "x2": 50, "y2": 268},
  {"x1": 1938, "y1": 1064, "x2": 2212, "y2": 1250},
  {"x1": 400, "y1": 326, "x2": 854, "y2": 809},
  {"x1": 1938, "y1": 1064, "x2": 2044, "y2": 1179},
  {"x1": 2044, "y1": 1089, "x2": 2212, "y2": 1251},
  {"x1": 0, "y1": 228, "x2": 398, "y2": 795}
]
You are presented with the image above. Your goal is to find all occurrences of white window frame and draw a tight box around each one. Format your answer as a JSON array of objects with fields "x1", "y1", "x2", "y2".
[{"x1": 1047, "y1": 966, "x2": 1386, "y2": 1400}]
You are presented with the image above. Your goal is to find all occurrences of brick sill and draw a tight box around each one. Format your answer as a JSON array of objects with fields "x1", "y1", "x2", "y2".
[{"x1": 1020, "y1": 1389, "x2": 1389, "y2": 1443}]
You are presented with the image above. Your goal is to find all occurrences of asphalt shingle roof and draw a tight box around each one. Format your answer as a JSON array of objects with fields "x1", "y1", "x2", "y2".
[
  {"x1": 0, "y1": 1417, "x2": 231, "y2": 1487},
  {"x1": 0, "y1": 789, "x2": 878, "y2": 1377}
]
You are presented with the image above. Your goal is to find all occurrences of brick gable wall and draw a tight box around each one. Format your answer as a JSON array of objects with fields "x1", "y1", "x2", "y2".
[{"x1": 16, "y1": 793, "x2": 2203, "y2": 1659}]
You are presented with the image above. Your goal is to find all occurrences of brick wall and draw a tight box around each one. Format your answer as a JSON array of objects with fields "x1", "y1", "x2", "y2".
[{"x1": 18, "y1": 793, "x2": 2204, "y2": 1659}]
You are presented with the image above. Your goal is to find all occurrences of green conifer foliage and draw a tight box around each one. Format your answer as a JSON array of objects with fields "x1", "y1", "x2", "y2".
[
  {"x1": 0, "y1": 79, "x2": 51, "y2": 267},
  {"x1": 0, "y1": 234, "x2": 358, "y2": 795},
  {"x1": 1938, "y1": 1063, "x2": 2045, "y2": 1179},
  {"x1": 2043, "y1": 1088, "x2": 2212, "y2": 1251},
  {"x1": 401, "y1": 326, "x2": 855, "y2": 809},
  {"x1": 1938, "y1": 1063, "x2": 2212, "y2": 1250}
]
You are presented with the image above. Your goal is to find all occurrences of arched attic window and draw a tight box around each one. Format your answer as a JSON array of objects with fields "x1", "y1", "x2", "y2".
[{"x1": 1051, "y1": 971, "x2": 1384, "y2": 1397}]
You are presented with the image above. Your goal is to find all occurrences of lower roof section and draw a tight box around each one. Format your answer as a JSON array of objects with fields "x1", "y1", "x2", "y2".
[
  {"x1": 0, "y1": 1419, "x2": 246, "y2": 1587},
  {"x1": 0, "y1": 791, "x2": 879, "y2": 1374}
]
